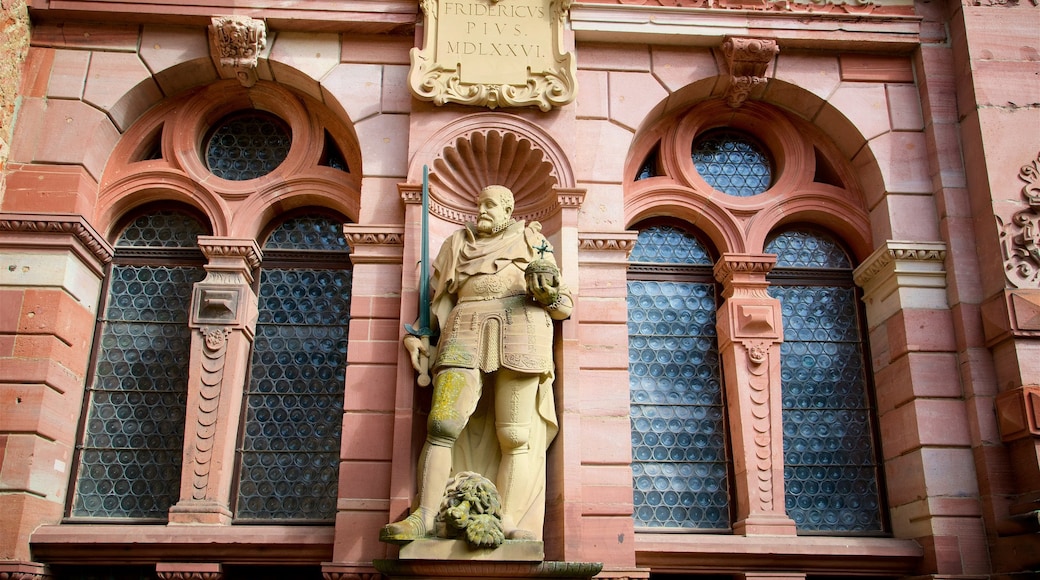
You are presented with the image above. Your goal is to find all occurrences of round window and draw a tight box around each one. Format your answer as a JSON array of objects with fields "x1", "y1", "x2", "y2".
[
  {"x1": 691, "y1": 129, "x2": 773, "y2": 197},
  {"x1": 205, "y1": 111, "x2": 291, "y2": 181}
]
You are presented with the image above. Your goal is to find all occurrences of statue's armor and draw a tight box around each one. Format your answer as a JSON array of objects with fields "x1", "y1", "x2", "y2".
[{"x1": 435, "y1": 264, "x2": 553, "y2": 374}]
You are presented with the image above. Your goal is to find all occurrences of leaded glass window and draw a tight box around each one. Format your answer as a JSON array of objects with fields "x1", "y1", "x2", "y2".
[
  {"x1": 205, "y1": 111, "x2": 292, "y2": 181},
  {"x1": 691, "y1": 129, "x2": 773, "y2": 197},
  {"x1": 234, "y1": 214, "x2": 352, "y2": 521},
  {"x1": 628, "y1": 224, "x2": 731, "y2": 530},
  {"x1": 765, "y1": 229, "x2": 885, "y2": 534},
  {"x1": 71, "y1": 210, "x2": 209, "y2": 519}
]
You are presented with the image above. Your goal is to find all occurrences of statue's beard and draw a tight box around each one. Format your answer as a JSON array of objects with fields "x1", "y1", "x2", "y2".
[{"x1": 477, "y1": 216, "x2": 512, "y2": 235}]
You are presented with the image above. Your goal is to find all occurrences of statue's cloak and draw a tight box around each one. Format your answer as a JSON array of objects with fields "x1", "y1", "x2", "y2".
[{"x1": 427, "y1": 220, "x2": 560, "y2": 538}]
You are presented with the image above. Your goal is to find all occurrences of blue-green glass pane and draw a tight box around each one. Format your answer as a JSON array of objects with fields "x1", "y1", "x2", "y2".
[
  {"x1": 692, "y1": 130, "x2": 772, "y2": 197},
  {"x1": 206, "y1": 112, "x2": 291, "y2": 181},
  {"x1": 72, "y1": 264, "x2": 202, "y2": 519},
  {"x1": 765, "y1": 230, "x2": 852, "y2": 269},
  {"x1": 236, "y1": 265, "x2": 351, "y2": 521},
  {"x1": 263, "y1": 216, "x2": 350, "y2": 252},
  {"x1": 105, "y1": 265, "x2": 200, "y2": 322},
  {"x1": 116, "y1": 211, "x2": 208, "y2": 248},
  {"x1": 630, "y1": 225, "x2": 712, "y2": 265},
  {"x1": 629, "y1": 280, "x2": 730, "y2": 529},
  {"x1": 770, "y1": 284, "x2": 883, "y2": 533}
]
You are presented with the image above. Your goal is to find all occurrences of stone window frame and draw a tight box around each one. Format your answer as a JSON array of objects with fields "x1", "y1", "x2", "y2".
[{"x1": 624, "y1": 98, "x2": 886, "y2": 544}]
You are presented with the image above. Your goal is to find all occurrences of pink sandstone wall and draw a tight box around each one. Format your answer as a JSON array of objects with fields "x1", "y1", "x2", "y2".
[{"x1": 0, "y1": 0, "x2": 1038, "y2": 578}]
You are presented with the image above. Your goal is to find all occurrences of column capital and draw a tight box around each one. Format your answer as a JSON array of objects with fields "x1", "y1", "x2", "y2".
[
  {"x1": 714, "y1": 253, "x2": 776, "y2": 298},
  {"x1": 852, "y1": 240, "x2": 948, "y2": 325},
  {"x1": 197, "y1": 236, "x2": 262, "y2": 284}
]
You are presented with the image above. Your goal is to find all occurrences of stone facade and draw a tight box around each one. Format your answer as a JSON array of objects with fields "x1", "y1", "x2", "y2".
[{"x1": 0, "y1": 0, "x2": 1037, "y2": 579}]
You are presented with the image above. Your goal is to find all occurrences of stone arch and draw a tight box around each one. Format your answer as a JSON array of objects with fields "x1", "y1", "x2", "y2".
[
  {"x1": 624, "y1": 79, "x2": 880, "y2": 259},
  {"x1": 95, "y1": 73, "x2": 364, "y2": 240}
]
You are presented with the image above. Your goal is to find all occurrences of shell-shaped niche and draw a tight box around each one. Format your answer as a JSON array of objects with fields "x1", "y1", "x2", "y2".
[{"x1": 430, "y1": 130, "x2": 559, "y2": 224}]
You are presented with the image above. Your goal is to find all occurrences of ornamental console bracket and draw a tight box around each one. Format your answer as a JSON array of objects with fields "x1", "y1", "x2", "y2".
[
  {"x1": 720, "y1": 37, "x2": 779, "y2": 108},
  {"x1": 209, "y1": 15, "x2": 268, "y2": 88}
]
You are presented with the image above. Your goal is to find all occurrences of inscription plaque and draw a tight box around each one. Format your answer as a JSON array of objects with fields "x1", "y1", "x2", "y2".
[{"x1": 410, "y1": 0, "x2": 577, "y2": 111}]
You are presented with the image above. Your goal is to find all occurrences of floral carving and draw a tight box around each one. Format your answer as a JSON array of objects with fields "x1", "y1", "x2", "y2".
[
  {"x1": 209, "y1": 15, "x2": 267, "y2": 88},
  {"x1": 999, "y1": 151, "x2": 1040, "y2": 288}
]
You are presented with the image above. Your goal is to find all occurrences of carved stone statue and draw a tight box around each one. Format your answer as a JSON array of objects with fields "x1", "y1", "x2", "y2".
[{"x1": 382, "y1": 184, "x2": 572, "y2": 547}]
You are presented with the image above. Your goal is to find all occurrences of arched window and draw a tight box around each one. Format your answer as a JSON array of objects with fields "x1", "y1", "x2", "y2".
[
  {"x1": 70, "y1": 209, "x2": 210, "y2": 519},
  {"x1": 233, "y1": 214, "x2": 352, "y2": 521},
  {"x1": 765, "y1": 229, "x2": 885, "y2": 533},
  {"x1": 628, "y1": 223, "x2": 731, "y2": 530}
]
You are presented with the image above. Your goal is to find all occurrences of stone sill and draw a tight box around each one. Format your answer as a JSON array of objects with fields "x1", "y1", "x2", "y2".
[
  {"x1": 635, "y1": 533, "x2": 923, "y2": 575},
  {"x1": 570, "y1": 3, "x2": 921, "y2": 50},
  {"x1": 30, "y1": 524, "x2": 334, "y2": 565}
]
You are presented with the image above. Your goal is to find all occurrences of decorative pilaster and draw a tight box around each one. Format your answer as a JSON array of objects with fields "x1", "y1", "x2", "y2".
[
  {"x1": 713, "y1": 254, "x2": 795, "y2": 535},
  {"x1": 720, "y1": 37, "x2": 778, "y2": 108},
  {"x1": 329, "y1": 224, "x2": 403, "y2": 568},
  {"x1": 208, "y1": 15, "x2": 267, "y2": 88},
  {"x1": 168, "y1": 237, "x2": 260, "y2": 525}
]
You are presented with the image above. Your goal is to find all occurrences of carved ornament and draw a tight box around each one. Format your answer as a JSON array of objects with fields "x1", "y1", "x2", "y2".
[
  {"x1": 156, "y1": 572, "x2": 223, "y2": 580},
  {"x1": 576, "y1": 0, "x2": 915, "y2": 12},
  {"x1": 425, "y1": 130, "x2": 561, "y2": 224},
  {"x1": 409, "y1": 0, "x2": 578, "y2": 111},
  {"x1": 189, "y1": 326, "x2": 230, "y2": 500},
  {"x1": 999, "y1": 151, "x2": 1040, "y2": 288},
  {"x1": 996, "y1": 386, "x2": 1040, "y2": 442},
  {"x1": 582, "y1": 234, "x2": 636, "y2": 255},
  {"x1": 198, "y1": 238, "x2": 262, "y2": 271},
  {"x1": 720, "y1": 37, "x2": 778, "y2": 108},
  {"x1": 0, "y1": 213, "x2": 113, "y2": 271},
  {"x1": 344, "y1": 231, "x2": 404, "y2": 247},
  {"x1": 209, "y1": 16, "x2": 267, "y2": 88}
]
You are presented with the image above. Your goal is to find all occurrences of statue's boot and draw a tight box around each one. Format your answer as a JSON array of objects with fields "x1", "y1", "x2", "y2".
[
  {"x1": 380, "y1": 441, "x2": 451, "y2": 543},
  {"x1": 380, "y1": 511, "x2": 429, "y2": 544},
  {"x1": 497, "y1": 446, "x2": 537, "y2": 541}
]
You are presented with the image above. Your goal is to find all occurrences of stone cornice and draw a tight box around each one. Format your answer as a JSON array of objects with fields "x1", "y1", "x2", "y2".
[
  {"x1": 343, "y1": 225, "x2": 405, "y2": 247},
  {"x1": 714, "y1": 254, "x2": 776, "y2": 276},
  {"x1": 578, "y1": 231, "x2": 638, "y2": 254},
  {"x1": 197, "y1": 237, "x2": 262, "y2": 270},
  {"x1": 343, "y1": 224, "x2": 405, "y2": 265},
  {"x1": 0, "y1": 213, "x2": 114, "y2": 276},
  {"x1": 569, "y1": 3, "x2": 921, "y2": 49},
  {"x1": 852, "y1": 241, "x2": 947, "y2": 288},
  {"x1": 556, "y1": 188, "x2": 587, "y2": 209}
]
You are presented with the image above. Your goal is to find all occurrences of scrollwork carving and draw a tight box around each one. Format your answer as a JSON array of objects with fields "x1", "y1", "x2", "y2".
[
  {"x1": 720, "y1": 37, "x2": 778, "y2": 108},
  {"x1": 409, "y1": 0, "x2": 577, "y2": 111},
  {"x1": 999, "y1": 151, "x2": 1040, "y2": 288}
]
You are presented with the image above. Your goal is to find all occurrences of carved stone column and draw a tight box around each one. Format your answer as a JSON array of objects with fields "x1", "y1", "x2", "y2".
[
  {"x1": 713, "y1": 254, "x2": 795, "y2": 536},
  {"x1": 168, "y1": 237, "x2": 260, "y2": 525}
]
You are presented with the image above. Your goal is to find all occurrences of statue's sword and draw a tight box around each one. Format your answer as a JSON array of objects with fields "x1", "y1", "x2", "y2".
[{"x1": 404, "y1": 165, "x2": 433, "y2": 386}]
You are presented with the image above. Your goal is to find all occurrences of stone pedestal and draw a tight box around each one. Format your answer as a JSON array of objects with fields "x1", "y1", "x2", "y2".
[
  {"x1": 399, "y1": 538, "x2": 544, "y2": 561},
  {"x1": 373, "y1": 559, "x2": 602, "y2": 580}
]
